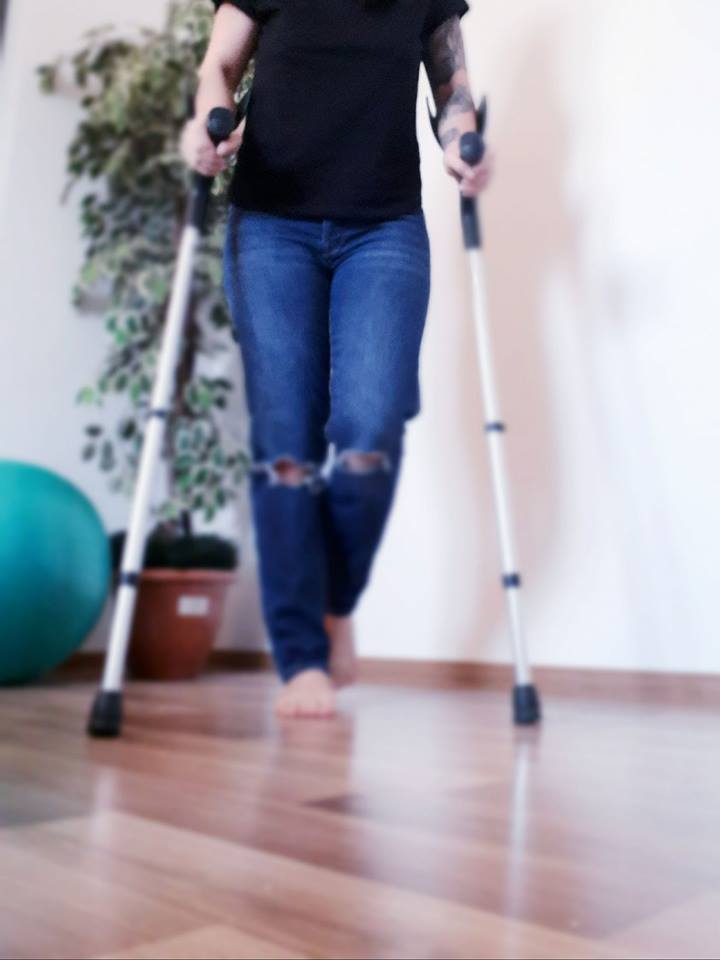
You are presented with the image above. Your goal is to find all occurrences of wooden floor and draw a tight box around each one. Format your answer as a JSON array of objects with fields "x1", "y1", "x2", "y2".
[{"x1": 2, "y1": 671, "x2": 719, "y2": 960}]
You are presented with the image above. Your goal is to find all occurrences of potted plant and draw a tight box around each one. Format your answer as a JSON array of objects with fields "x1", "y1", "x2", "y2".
[
  {"x1": 110, "y1": 525, "x2": 238, "y2": 680},
  {"x1": 38, "y1": 1, "x2": 254, "y2": 679}
]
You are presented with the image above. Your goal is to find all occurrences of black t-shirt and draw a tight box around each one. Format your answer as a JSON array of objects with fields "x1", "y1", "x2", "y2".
[{"x1": 211, "y1": 0, "x2": 470, "y2": 220}]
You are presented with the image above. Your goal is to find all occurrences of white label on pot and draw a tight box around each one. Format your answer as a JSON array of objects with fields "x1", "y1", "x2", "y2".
[{"x1": 177, "y1": 595, "x2": 210, "y2": 617}]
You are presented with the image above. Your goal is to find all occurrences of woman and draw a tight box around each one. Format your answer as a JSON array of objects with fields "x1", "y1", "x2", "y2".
[{"x1": 181, "y1": 0, "x2": 493, "y2": 718}]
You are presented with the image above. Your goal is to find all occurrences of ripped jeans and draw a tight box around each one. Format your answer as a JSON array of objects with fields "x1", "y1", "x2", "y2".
[{"x1": 223, "y1": 205, "x2": 431, "y2": 681}]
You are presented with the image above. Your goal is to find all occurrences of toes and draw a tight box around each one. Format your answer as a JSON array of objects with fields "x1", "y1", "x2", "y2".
[
  {"x1": 306, "y1": 696, "x2": 333, "y2": 718},
  {"x1": 274, "y1": 669, "x2": 337, "y2": 720},
  {"x1": 275, "y1": 695, "x2": 336, "y2": 719},
  {"x1": 317, "y1": 695, "x2": 336, "y2": 718},
  {"x1": 275, "y1": 694, "x2": 302, "y2": 718}
]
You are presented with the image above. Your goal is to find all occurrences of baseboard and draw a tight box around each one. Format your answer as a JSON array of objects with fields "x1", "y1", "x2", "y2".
[
  {"x1": 53, "y1": 651, "x2": 720, "y2": 705},
  {"x1": 357, "y1": 659, "x2": 720, "y2": 705}
]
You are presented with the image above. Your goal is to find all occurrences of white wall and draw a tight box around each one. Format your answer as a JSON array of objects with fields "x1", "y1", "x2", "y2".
[{"x1": 1, "y1": 1, "x2": 718, "y2": 673}]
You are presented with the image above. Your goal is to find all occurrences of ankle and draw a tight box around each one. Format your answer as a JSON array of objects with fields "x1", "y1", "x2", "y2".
[{"x1": 282, "y1": 665, "x2": 330, "y2": 685}]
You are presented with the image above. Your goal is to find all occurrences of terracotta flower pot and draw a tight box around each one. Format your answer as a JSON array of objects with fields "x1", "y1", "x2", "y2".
[{"x1": 127, "y1": 569, "x2": 236, "y2": 680}]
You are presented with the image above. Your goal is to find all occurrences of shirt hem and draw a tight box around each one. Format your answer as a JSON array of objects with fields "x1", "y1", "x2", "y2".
[{"x1": 226, "y1": 193, "x2": 423, "y2": 223}]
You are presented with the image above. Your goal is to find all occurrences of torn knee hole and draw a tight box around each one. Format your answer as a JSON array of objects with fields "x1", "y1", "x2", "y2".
[
  {"x1": 335, "y1": 449, "x2": 392, "y2": 474},
  {"x1": 272, "y1": 456, "x2": 313, "y2": 486},
  {"x1": 253, "y1": 456, "x2": 322, "y2": 488}
]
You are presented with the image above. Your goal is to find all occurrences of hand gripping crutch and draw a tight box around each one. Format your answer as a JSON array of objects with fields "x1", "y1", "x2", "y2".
[
  {"x1": 87, "y1": 106, "x2": 241, "y2": 738},
  {"x1": 428, "y1": 97, "x2": 541, "y2": 725}
]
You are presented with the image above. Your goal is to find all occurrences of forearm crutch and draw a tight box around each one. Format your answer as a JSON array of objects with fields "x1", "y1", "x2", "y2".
[
  {"x1": 428, "y1": 97, "x2": 541, "y2": 725},
  {"x1": 87, "y1": 105, "x2": 241, "y2": 738}
]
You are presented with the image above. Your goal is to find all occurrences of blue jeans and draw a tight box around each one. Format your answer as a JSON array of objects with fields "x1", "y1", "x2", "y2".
[{"x1": 222, "y1": 205, "x2": 431, "y2": 681}]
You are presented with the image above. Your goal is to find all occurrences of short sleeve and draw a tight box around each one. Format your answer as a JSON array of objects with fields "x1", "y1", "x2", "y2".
[
  {"x1": 421, "y1": 0, "x2": 470, "y2": 46},
  {"x1": 211, "y1": 0, "x2": 260, "y2": 21}
]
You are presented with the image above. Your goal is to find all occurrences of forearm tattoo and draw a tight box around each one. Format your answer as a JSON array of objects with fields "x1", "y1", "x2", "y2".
[
  {"x1": 426, "y1": 16, "x2": 465, "y2": 87},
  {"x1": 439, "y1": 126, "x2": 460, "y2": 148},
  {"x1": 424, "y1": 16, "x2": 475, "y2": 146}
]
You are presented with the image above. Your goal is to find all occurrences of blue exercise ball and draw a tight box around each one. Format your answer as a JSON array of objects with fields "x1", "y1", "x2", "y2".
[{"x1": 0, "y1": 461, "x2": 110, "y2": 685}]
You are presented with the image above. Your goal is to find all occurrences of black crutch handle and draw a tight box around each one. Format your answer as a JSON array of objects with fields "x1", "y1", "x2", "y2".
[
  {"x1": 459, "y1": 96, "x2": 488, "y2": 167},
  {"x1": 460, "y1": 98, "x2": 487, "y2": 250},
  {"x1": 187, "y1": 90, "x2": 252, "y2": 232},
  {"x1": 206, "y1": 106, "x2": 237, "y2": 147},
  {"x1": 427, "y1": 96, "x2": 487, "y2": 250}
]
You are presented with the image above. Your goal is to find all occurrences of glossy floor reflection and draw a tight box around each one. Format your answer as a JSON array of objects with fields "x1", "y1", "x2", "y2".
[{"x1": 1, "y1": 672, "x2": 718, "y2": 959}]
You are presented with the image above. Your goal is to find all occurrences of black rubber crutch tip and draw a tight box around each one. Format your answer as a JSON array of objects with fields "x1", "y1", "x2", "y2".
[
  {"x1": 512, "y1": 684, "x2": 542, "y2": 726},
  {"x1": 87, "y1": 691, "x2": 123, "y2": 738}
]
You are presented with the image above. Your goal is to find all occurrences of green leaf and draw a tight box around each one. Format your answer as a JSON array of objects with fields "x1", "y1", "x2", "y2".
[
  {"x1": 140, "y1": 268, "x2": 170, "y2": 304},
  {"x1": 130, "y1": 380, "x2": 145, "y2": 404},
  {"x1": 178, "y1": 472, "x2": 193, "y2": 492},
  {"x1": 37, "y1": 64, "x2": 57, "y2": 94},
  {"x1": 118, "y1": 418, "x2": 136, "y2": 439},
  {"x1": 81, "y1": 259, "x2": 101, "y2": 285},
  {"x1": 99, "y1": 440, "x2": 115, "y2": 472},
  {"x1": 174, "y1": 429, "x2": 191, "y2": 453},
  {"x1": 209, "y1": 303, "x2": 227, "y2": 328},
  {"x1": 158, "y1": 500, "x2": 179, "y2": 520},
  {"x1": 205, "y1": 257, "x2": 222, "y2": 287}
]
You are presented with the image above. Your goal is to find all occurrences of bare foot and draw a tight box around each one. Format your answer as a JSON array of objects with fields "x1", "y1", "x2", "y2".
[
  {"x1": 325, "y1": 614, "x2": 358, "y2": 689},
  {"x1": 275, "y1": 669, "x2": 336, "y2": 719}
]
